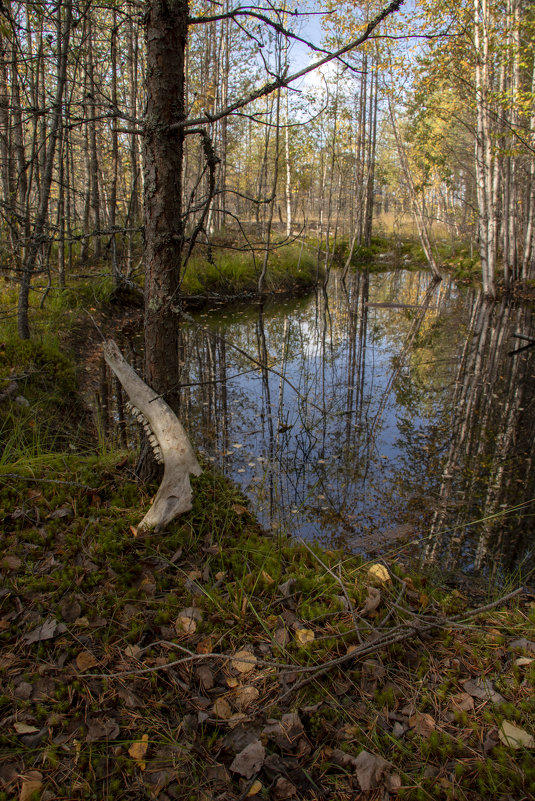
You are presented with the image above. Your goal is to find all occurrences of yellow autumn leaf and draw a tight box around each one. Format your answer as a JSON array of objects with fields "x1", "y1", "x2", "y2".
[
  {"x1": 295, "y1": 628, "x2": 315, "y2": 645},
  {"x1": 231, "y1": 650, "x2": 257, "y2": 674},
  {"x1": 128, "y1": 734, "x2": 149, "y2": 769},
  {"x1": 247, "y1": 780, "x2": 263, "y2": 796},
  {"x1": 367, "y1": 564, "x2": 391, "y2": 584}
]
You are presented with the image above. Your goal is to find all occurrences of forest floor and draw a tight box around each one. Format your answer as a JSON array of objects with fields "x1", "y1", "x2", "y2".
[
  {"x1": 1, "y1": 270, "x2": 535, "y2": 801},
  {"x1": 0, "y1": 460, "x2": 534, "y2": 801}
]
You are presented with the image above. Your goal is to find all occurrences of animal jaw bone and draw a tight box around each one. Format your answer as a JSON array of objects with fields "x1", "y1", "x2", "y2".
[
  {"x1": 102, "y1": 339, "x2": 201, "y2": 532},
  {"x1": 125, "y1": 401, "x2": 163, "y2": 463}
]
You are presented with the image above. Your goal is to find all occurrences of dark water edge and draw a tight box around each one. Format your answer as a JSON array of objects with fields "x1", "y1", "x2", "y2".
[{"x1": 119, "y1": 269, "x2": 535, "y2": 582}]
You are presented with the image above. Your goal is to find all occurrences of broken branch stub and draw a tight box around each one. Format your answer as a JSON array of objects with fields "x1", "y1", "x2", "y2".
[{"x1": 102, "y1": 340, "x2": 201, "y2": 532}]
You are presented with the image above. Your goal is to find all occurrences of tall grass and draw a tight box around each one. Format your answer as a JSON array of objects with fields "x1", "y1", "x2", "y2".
[{"x1": 181, "y1": 242, "x2": 318, "y2": 295}]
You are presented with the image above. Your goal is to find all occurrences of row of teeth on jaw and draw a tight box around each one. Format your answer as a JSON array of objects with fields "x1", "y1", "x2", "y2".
[{"x1": 125, "y1": 401, "x2": 163, "y2": 464}]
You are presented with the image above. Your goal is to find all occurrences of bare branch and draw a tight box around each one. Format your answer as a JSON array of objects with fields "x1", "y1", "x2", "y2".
[{"x1": 170, "y1": 0, "x2": 405, "y2": 131}]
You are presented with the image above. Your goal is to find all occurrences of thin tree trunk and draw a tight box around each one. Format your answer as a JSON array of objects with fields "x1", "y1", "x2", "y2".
[{"x1": 18, "y1": 0, "x2": 73, "y2": 339}]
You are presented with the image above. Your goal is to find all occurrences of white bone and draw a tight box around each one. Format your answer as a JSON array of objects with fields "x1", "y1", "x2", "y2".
[{"x1": 103, "y1": 339, "x2": 201, "y2": 532}]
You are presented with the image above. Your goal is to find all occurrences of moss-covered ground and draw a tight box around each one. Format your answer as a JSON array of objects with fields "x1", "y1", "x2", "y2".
[
  {"x1": 1, "y1": 456, "x2": 534, "y2": 801},
  {"x1": 0, "y1": 268, "x2": 534, "y2": 801}
]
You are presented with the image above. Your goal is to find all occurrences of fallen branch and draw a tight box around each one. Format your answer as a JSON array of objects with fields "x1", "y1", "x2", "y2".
[
  {"x1": 92, "y1": 586, "x2": 525, "y2": 695},
  {"x1": 0, "y1": 474, "x2": 97, "y2": 491},
  {"x1": 102, "y1": 340, "x2": 201, "y2": 532}
]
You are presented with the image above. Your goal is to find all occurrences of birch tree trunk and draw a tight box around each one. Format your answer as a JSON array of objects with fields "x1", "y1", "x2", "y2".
[{"x1": 474, "y1": 0, "x2": 497, "y2": 299}]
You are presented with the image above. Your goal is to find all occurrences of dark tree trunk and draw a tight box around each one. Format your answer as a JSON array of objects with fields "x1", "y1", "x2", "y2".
[{"x1": 139, "y1": 0, "x2": 188, "y2": 479}]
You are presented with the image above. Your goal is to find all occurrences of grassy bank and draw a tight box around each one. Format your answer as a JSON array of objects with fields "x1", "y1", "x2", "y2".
[
  {"x1": 336, "y1": 232, "x2": 483, "y2": 286},
  {"x1": 180, "y1": 242, "x2": 319, "y2": 298},
  {"x1": 0, "y1": 325, "x2": 534, "y2": 801}
]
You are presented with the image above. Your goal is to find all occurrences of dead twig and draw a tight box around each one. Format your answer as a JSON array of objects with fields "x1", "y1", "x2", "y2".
[
  {"x1": 0, "y1": 473, "x2": 98, "y2": 491},
  {"x1": 92, "y1": 587, "x2": 525, "y2": 698}
]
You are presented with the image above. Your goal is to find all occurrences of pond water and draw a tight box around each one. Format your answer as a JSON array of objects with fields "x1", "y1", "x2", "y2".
[{"x1": 124, "y1": 269, "x2": 535, "y2": 579}]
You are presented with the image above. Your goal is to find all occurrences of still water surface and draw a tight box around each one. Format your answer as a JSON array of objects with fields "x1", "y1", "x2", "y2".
[{"x1": 131, "y1": 270, "x2": 535, "y2": 578}]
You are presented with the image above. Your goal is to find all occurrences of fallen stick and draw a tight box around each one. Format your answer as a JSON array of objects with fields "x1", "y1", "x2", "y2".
[{"x1": 91, "y1": 587, "x2": 525, "y2": 687}]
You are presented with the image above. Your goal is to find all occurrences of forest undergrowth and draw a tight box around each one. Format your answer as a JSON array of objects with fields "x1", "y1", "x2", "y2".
[
  {"x1": 1, "y1": 267, "x2": 534, "y2": 801},
  {"x1": 0, "y1": 457, "x2": 534, "y2": 801}
]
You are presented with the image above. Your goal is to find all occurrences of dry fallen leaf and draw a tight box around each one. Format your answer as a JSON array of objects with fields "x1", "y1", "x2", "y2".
[
  {"x1": 450, "y1": 692, "x2": 474, "y2": 712},
  {"x1": 234, "y1": 685, "x2": 260, "y2": 710},
  {"x1": 128, "y1": 734, "x2": 149, "y2": 769},
  {"x1": 19, "y1": 771, "x2": 43, "y2": 801},
  {"x1": 515, "y1": 656, "x2": 534, "y2": 666},
  {"x1": 367, "y1": 564, "x2": 391, "y2": 584},
  {"x1": 295, "y1": 628, "x2": 315, "y2": 645},
  {"x1": 498, "y1": 720, "x2": 535, "y2": 749},
  {"x1": 124, "y1": 644, "x2": 142, "y2": 659},
  {"x1": 196, "y1": 636, "x2": 213, "y2": 654},
  {"x1": 354, "y1": 751, "x2": 392, "y2": 794},
  {"x1": 86, "y1": 718, "x2": 120, "y2": 743},
  {"x1": 463, "y1": 677, "x2": 505, "y2": 705},
  {"x1": 330, "y1": 749, "x2": 392, "y2": 794},
  {"x1": 510, "y1": 637, "x2": 535, "y2": 654},
  {"x1": 409, "y1": 712, "x2": 436, "y2": 738},
  {"x1": 272, "y1": 777, "x2": 297, "y2": 800},
  {"x1": 419, "y1": 593, "x2": 429, "y2": 608},
  {"x1": 361, "y1": 586, "x2": 381, "y2": 616},
  {"x1": 14, "y1": 723, "x2": 39, "y2": 735},
  {"x1": 176, "y1": 607, "x2": 202, "y2": 636},
  {"x1": 232, "y1": 649, "x2": 257, "y2": 674},
  {"x1": 212, "y1": 698, "x2": 232, "y2": 720},
  {"x1": 76, "y1": 651, "x2": 98, "y2": 671},
  {"x1": 1, "y1": 555, "x2": 21, "y2": 570},
  {"x1": 177, "y1": 616, "x2": 196, "y2": 635},
  {"x1": 59, "y1": 597, "x2": 81, "y2": 623},
  {"x1": 196, "y1": 665, "x2": 214, "y2": 690},
  {"x1": 48, "y1": 505, "x2": 72, "y2": 520},
  {"x1": 23, "y1": 618, "x2": 66, "y2": 644},
  {"x1": 229, "y1": 740, "x2": 265, "y2": 778},
  {"x1": 262, "y1": 712, "x2": 304, "y2": 751}
]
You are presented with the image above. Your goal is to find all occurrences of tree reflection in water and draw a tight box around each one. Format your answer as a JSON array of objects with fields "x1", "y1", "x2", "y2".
[
  {"x1": 116, "y1": 271, "x2": 535, "y2": 578},
  {"x1": 422, "y1": 293, "x2": 535, "y2": 578}
]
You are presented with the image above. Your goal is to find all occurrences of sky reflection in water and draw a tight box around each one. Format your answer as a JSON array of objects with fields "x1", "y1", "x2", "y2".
[{"x1": 175, "y1": 270, "x2": 535, "y2": 579}]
